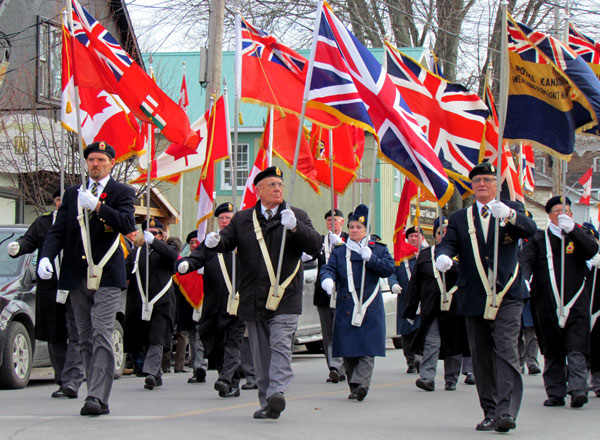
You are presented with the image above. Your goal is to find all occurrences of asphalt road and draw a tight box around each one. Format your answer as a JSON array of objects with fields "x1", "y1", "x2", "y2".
[{"x1": 1, "y1": 345, "x2": 599, "y2": 440}]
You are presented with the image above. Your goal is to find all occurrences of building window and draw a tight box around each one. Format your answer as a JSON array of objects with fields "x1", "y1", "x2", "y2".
[
  {"x1": 37, "y1": 17, "x2": 61, "y2": 104},
  {"x1": 393, "y1": 169, "x2": 402, "y2": 198},
  {"x1": 594, "y1": 157, "x2": 600, "y2": 173},
  {"x1": 535, "y1": 157, "x2": 546, "y2": 174},
  {"x1": 221, "y1": 143, "x2": 249, "y2": 190}
]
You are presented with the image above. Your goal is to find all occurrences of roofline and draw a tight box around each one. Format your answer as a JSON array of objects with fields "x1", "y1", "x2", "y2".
[{"x1": 110, "y1": 0, "x2": 145, "y2": 68}]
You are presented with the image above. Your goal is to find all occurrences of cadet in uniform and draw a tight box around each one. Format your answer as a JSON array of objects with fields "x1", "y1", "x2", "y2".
[
  {"x1": 520, "y1": 196, "x2": 598, "y2": 408},
  {"x1": 320, "y1": 204, "x2": 394, "y2": 401},
  {"x1": 204, "y1": 166, "x2": 321, "y2": 419},
  {"x1": 39, "y1": 141, "x2": 136, "y2": 416},
  {"x1": 435, "y1": 162, "x2": 536, "y2": 432}
]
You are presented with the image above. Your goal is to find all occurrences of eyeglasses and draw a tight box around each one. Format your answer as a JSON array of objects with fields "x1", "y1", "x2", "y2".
[
  {"x1": 260, "y1": 181, "x2": 283, "y2": 189},
  {"x1": 471, "y1": 176, "x2": 496, "y2": 184}
]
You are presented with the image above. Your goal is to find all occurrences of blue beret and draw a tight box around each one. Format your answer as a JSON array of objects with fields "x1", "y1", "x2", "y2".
[{"x1": 348, "y1": 204, "x2": 368, "y2": 226}]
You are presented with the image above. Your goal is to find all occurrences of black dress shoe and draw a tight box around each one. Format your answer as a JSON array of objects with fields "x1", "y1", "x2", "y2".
[
  {"x1": 464, "y1": 373, "x2": 476, "y2": 385},
  {"x1": 355, "y1": 384, "x2": 368, "y2": 401},
  {"x1": 253, "y1": 408, "x2": 269, "y2": 419},
  {"x1": 329, "y1": 369, "x2": 340, "y2": 383},
  {"x1": 494, "y1": 414, "x2": 516, "y2": 432},
  {"x1": 144, "y1": 375, "x2": 156, "y2": 390},
  {"x1": 445, "y1": 382, "x2": 456, "y2": 391},
  {"x1": 215, "y1": 380, "x2": 239, "y2": 397},
  {"x1": 348, "y1": 392, "x2": 357, "y2": 400},
  {"x1": 266, "y1": 392, "x2": 286, "y2": 419},
  {"x1": 242, "y1": 382, "x2": 258, "y2": 390},
  {"x1": 475, "y1": 417, "x2": 495, "y2": 431},
  {"x1": 528, "y1": 364, "x2": 541, "y2": 375},
  {"x1": 80, "y1": 397, "x2": 109, "y2": 416},
  {"x1": 339, "y1": 374, "x2": 346, "y2": 382},
  {"x1": 543, "y1": 396, "x2": 565, "y2": 407},
  {"x1": 416, "y1": 378, "x2": 435, "y2": 391},
  {"x1": 52, "y1": 387, "x2": 78, "y2": 399},
  {"x1": 406, "y1": 366, "x2": 416, "y2": 374},
  {"x1": 570, "y1": 390, "x2": 588, "y2": 408}
]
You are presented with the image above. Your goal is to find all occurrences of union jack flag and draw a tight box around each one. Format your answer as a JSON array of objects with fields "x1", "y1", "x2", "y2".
[
  {"x1": 307, "y1": 2, "x2": 453, "y2": 205},
  {"x1": 520, "y1": 142, "x2": 535, "y2": 194},
  {"x1": 385, "y1": 40, "x2": 488, "y2": 183},
  {"x1": 568, "y1": 23, "x2": 600, "y2": 65}
]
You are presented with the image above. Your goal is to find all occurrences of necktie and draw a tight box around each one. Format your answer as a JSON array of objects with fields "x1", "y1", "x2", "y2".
[
  {"x1": 90, "y1": 182, "x2": 99, "y2": 197},
  {"x1": 265, "y1": 209, "x2": 272, "y2": 220},
  {"x1": 481, "y1": 205, "x2": 489, "y2": 219}
]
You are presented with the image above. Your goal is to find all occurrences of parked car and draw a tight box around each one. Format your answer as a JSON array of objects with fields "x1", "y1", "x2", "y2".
[
  {"x1": 0, "y1": 225, "x2": 126, "y2": 389},
  {"x1": 294, "y1": 258, "x2": 399, "y2": 352}
]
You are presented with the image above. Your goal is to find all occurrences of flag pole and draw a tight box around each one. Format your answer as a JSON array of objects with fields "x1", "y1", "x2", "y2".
[
  {"x1": 328, "y1": 128, "x2": 335, "y2": 226},
  {"x1": 144, "y1": 58, "x2": 155, "y2": 313},
  {"x1": 179, "y1": 61, "x2": 186, "y2": 240},
  {"x1": 268, "y1": 107, "x2": 274, "y2": 166},
  {"x1": 65, "y1": 1, "x2": 94, "y2": 283},
  {"x1": 271, "y1": 0, "x2": 324, "y2": 301},
  {"x1": 591, "y1": 267, "x2": 598, "y2": 330},
  {"x1": 224, "y1": 76, "x2": 238, "y2": 312},
  {"x1": 491, "y1": 1, "x2": 509, "y2": 310}
]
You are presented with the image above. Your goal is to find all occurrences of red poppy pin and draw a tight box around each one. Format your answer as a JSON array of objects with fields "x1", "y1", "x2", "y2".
[{"x1": 100, "y1": 192, "x2": 107, "y2": 200}]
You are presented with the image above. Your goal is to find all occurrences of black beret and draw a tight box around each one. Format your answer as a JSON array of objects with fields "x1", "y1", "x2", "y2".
[
  {"x1": 84, "y1": 141, "x2": 116, "y2": 159},
  {"x1": 254, "y1": 166, "x2": 283, "y2": 186},
  {"x1": 369, "y1": 233, "x2": 382, "y2": 242},
  {"x1": 433, "y1": 217, "x2": 448, "y2": 234},
  {"x1": 348, "y1": 204, "x2": 368, "y2": 226},
  {"x1": 405, "y1": 226, "x2": 423, "y2": 237},
  {"x1": 141, "y1": 217, "x2": 163, "y2": 230},
  {"x1": 215, "y1": 202, "x2": 234, "y2": 217},
  {"x1": 545, "y1": 196, "x2": 571, "y2": 213},
  {"x1": 324, "y1": 208, "x2": 344, "y2": 219},
  {"x1": 186, "y1": 230, "x2": 198, "y2": 244},
  {"x1": 469, "y1": 162, "x2": 496, "y2": 180},
  {"x1": 52, "y1": 188, "x2": 61, "y2": 199}
]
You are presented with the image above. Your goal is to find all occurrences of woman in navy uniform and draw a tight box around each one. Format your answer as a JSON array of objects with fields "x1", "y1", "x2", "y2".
[{"x1": 320, "y1": 204, "x2": 394, "y2": 401}]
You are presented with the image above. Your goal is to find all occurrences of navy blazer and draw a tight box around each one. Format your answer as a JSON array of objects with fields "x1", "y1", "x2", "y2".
[
  {"x1": 41, "y1": 177, "x2": 136, "y2": 290},
  {"x1": 435, "y1": 200, "x2": 537, "y2": 316}
]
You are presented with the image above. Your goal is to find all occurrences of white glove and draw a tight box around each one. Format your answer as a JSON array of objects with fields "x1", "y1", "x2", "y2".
[
  {"x1": 557, "y1": 214, "x2": 575, "y2": 233},
  {"x1": 591, "y1": 254, "x2": 600, "y2": 269},
  {"x1": 359, "y1": 246, "x2": 372, "y2": 261},
  {"x1": 143, "y1": 230, "x2": 155, "y2": 244},
  {"x1": 38, "y1": 257, "x2": 54, "y2": 280},
  {"x1": 7, "y1": 241, "x2": 19, "y2": 256},
  {"x1": 281, "y1": 209, "x2": 297, "y2": 230},
  {"x1": 435, "y1": 254, "x2": 453, "y2": 273},
  {"x1": 204, "y1": 232, "x2": 220, "y2": 248},
  {"x1": 328, "y1": 232, "x2": 342, "y2": 245},
  {"x1": 301, "y1": 252, "x2": 313, "y2": 262},
  {"x1": 489, "y1": 200, "x2": 512, "y2": 219},
  {"x1": 78, "y1": 189, "x2": 99, "y2": 210},
  {"x1": 524, "y1": 279, "x2": 531, "y2": 292},
  {"x1": 321, "y1": 278, "x2": 335, "y2": 295},
  {"x1": 391, "y1": 284, "x2": 402, "y2": 294},
  {"x1": 178, "y1": 260, "x2": 189, "y2": 274}
]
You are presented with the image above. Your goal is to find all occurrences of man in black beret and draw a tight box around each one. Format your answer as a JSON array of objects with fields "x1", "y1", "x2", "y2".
[
  {"x1": 520, "y1": 196, "x2": 598, "y2": 408},
  {"x1": 314, "y1": 208, "x2": 348, "y2": 383},
  {"x1": 198, "y1": 165, "x2": 321, "y2": 419},
  {"x1": 39, "y1": 141, "x2": 136, "y2": 416},
  {"x1": 7, "y1": 188, "x2": 84, "y2": 399},
  {"x1": 435, "y1": 161, "x2": 537, "y2": 432}
]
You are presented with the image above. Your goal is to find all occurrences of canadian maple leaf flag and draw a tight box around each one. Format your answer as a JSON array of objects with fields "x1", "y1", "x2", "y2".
[{"x1": 579, "y1": 167, "x2": 593, "y2": 205}]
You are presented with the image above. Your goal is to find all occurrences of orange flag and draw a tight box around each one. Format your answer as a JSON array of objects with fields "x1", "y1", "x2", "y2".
[{"x1": 394, "y1": 178, "x2": 419, "y2": 265}]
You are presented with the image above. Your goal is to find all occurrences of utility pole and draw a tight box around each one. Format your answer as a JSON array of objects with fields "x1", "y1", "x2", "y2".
[
  {"x1": 205, "y1": 0, "x2": 225, "y2": 110},
  {"x1": 551, "y1": 4, "x2": 562, "y2": 195}
]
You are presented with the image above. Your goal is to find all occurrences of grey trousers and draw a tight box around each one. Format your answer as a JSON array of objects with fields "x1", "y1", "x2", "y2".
[
  {"x1": 241, "y1": 336, "x2": 256, "y2": 385},
  {"x1": 543, "y1": 351, "x2": 588, "y2": 398},
  {"x1": 245, "y1": 314, "x2": 298, "y2": 408},
  {"x1": 174, "y1": 330, "x2": 188, "y2": 371},
  {"x1": 344, "y1": 356, "x2": 375, "y2": 389},
  {"x1": 519, "y1": 327, "x2": 539, "y2": 369},
  {"x1": 143, "y1": 344, "x2": 163, "y2": 378},
  {"x1": 465, "y1": 297, "x2": 524, "y2": 420},
  {"x1": 317, "y1": 305, "x2": 344, "y2": 374},
  {"x1": 419, "y1": 317, "x2": 461, "y2": 385},
  {"x1": 462, "y1": 356, "x2": 473, "y2": 375},
  {"x1": 191, "y1": 326, "x2": 208, "y2": 370},
  {"x1": 69, "y1": 280, "x2": 121, "y2": 404},
  {"x1": 218, "y1": 325, "x2": 243, "y2": 387}
]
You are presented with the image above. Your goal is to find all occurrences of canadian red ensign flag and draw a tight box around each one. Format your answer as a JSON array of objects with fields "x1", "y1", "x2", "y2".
[{"x1": 578, "y1": 167, "x2": 593, "y2": 205}]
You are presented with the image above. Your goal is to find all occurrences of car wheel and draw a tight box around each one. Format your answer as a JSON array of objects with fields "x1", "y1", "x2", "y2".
[
  {"x1": 0, "y1": 321, "x2": 32, "y2": 389},
  {"x1": 392, "y1": 336, "x2": 403, "y2": 349},
  {"x1": 113, "y1": 320, "x2": 125, "y2": 380}
]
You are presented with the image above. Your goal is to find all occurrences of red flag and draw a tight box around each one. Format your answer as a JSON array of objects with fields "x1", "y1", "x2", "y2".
[
  {"x1": 178, "y1": 72, "x2": 189, "y2": 110},
  {"x1": 394, "y1": 179, "x2": 419, "y2": 265},
  {"x1": 68, "y1": 0, "x2": 198, "y2": 148},
  {"x1": 240, "y1": 16, "x2": 338, "y2": 128},
  {"x1": 240, "y1": 145, "x2": 268, "y2": 210},
  {"x1": 173, "y1": 259, "x2": 204, "y2": 309},
  {"x1": 309, "y1": 124, "x2": 364, "y2": 195},
  {"x1": 61, "y1": 24, "x2": 143, "y2": 162},
  {"x1": 520, "y1": 142, "x2": 535, "y2": 194},
  {"x1": 196, "y1": 97, "x2": 230, "y2": 240},
  {"x1": 579, "y1": 167, "x2": 593, "y2": 205},
  {"x1": 263, "y1": 111, "x2": 320, "y2": 194}
]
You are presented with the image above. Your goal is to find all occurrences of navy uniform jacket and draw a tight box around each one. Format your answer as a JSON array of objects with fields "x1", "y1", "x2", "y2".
[
  {"x1": 388, "y1": 255, "x2": 421, "y2": 334},
  {"x1": 435, "y1": 200, "x2": 537, "y2": 316},
  {"x1": 314, "y1": 231, "x2": 349, "y2": 308},
  {"x1": 41, "y1": 178, "x2": 136, "y2": 290},
  {"x1": 320, "y1": 240, "x2": 394, "y2": 357}
]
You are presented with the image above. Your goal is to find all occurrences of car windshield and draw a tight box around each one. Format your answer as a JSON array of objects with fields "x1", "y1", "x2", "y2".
[{"x1": 0, "y1": 230, "x2": 27, "y2": 278}]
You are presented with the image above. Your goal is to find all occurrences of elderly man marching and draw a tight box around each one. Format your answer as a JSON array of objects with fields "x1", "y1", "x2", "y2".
[
  {"x1": 38, "y1": 141, "x2": 136, "y2": 416},
  {"x1": 520, "y1": 196, "x2": 598, "y2": 408},
  {"x1": 320, "y1": 204, "x2": 395, "y2": 401},
  {"x1": 435, "y1": 162, "x2": 536, "y2": 433},
  {"x1": 178, "y1": 202, "x2": 247, "y2": 398},
  {"x1": 203, "y1": 166, "x2": 321, "y2": 419}
]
